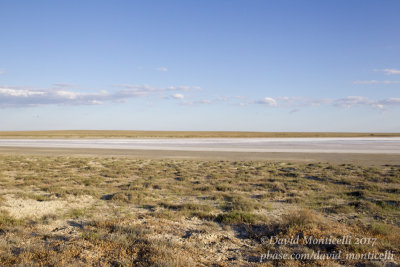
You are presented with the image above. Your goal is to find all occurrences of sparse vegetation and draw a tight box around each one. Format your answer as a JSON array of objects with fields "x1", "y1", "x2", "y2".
[{"x1": 0, "y1": 155, "x2": 399, "y2": 266}]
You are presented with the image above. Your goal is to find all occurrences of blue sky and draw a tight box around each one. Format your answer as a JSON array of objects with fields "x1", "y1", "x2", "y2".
[{"x1": 1, "y1": 0, "x2": 400, "y2": 132}]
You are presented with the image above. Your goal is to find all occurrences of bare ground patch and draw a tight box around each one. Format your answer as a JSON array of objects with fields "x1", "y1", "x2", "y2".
[{"x1": 1, "y1": 194, "x2": 95, "y2": 219}]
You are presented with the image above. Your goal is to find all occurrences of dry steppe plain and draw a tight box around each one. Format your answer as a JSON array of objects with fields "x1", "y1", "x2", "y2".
[{"x1": 0, "y1": 131, "x2": 399, "y2": 266}]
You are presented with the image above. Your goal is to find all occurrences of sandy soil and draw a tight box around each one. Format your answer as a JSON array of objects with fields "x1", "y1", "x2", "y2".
[
  {"x1": 1, "y1": 194, "x2": 95, "y2": 219},
  {"x1": 0, "y1": 146, "x2": 399, "y2": 166}
]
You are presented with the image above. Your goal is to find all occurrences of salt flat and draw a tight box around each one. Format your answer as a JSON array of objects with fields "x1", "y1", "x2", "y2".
[{"x1": 0, "y1": 137, "x2": 400, "y2": 154}]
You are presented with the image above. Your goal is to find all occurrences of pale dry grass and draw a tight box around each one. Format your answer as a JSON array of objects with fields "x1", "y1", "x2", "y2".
[{"x1": 0, "y1": 155, "x2": 399, "y2": 266}]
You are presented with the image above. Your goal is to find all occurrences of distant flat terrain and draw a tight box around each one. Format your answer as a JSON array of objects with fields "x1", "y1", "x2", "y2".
[
  {"x1": 0, "y1": 147, "x2": 399, "y2": 166},
  {"x1": 0, "y1": 130, "x2": 400, "y2": 139},
  {"x1": 0, "y1": 137, "x2": 399, "y2": 154}
]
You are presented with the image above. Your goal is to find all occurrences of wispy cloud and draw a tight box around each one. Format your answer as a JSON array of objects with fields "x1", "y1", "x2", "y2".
[
  {"x1": 277, "y1": 97, "x2": 330, "y2": 107},
  {"x1": 256, "y1": 97, "x2": 278, "y2": 107},
  {"x1": 2, "y1": 82, "x2": 399, "y2": 113},
  {"x1": 255, "y1": 96, "x2": 400, "y2": 111},
  {"x1": 0, "y1": 84, "x2": 200, "y2": 108},
  {"x1": 0, "y1": 87, "x2": 107, "y2": 107},
  {"x1": 0, "y1": 88, "x2": 45, "y2": 97},
  {"x1": 172, "y1": 93, "x2": 184, "y2": 99},
  {"x1": 353, "y1": 80, "x2": 400, "y2": 84},
  {"x1": 177, "y1": 95, "x2": 248, "y2": 106},
  {"x1": 333, "y1": 96, "x2": 373, "y2": 108},
  {"x1": 380, "y1": 98, "x2": 400, "y2": 105},
  {"x1": 333, "y1": 96, "x2": 400, "y2": 110},
  {"x1": 110, "y1": 84, "x2": 200, "y2": 101},
  {"x1": 181, "y1": 99, "x2": 212, "y2": 106},
  {"x1": 374, "y1": 68, "x2": 400, "y2": 75},
  {"x1": 156, "y1": 67, "x2": 168, "y2": 72},
  {"x1": 167, "y1": 86, "x2": 201, "y2": 92},
  {"x1": 0, "y1": 69, "x2": 4, "y2": 75}
]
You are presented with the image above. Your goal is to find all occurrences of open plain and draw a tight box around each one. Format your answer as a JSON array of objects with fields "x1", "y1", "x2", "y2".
[
  {"x1": 0, "y1": 132, "x2": 399, "y2": 266},
  {"x1": 0, "y1": 155, "x2": 399, "y2": 266}
]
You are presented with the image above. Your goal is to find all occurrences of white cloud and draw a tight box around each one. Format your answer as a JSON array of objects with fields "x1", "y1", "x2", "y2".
[
  {"x1": 55, "y1": 90, "x2": 79, "y2": 99},
  {"x1": 353, "y1": 80, "x2": 400, "y2": 84},
  {"x1": 374, "y1": 68, "x2": 400, "y2": 75},
  {"x1": 334, "y1": 96, "x2": 372, "y2": 108},
  {"x1": 380, "y1": 98, "x2": 400, "y2": 105},
  {"x1": 156, "y1": 67, "x2": 168, "y2": 72},
  {"x1": 0, "y1": 69, "x2": 4, "y2": 75},
  {"x1": 333, "y1": 96, "x2": 400, "y2": 110},
  {"x1": 373, "y1": 104, "x2": 385, "y2": 110},
  {"x1": 0, "y1": 88, "x2": 45, "y2": 97},
  {"x1": 172, "y1": 93, "x2": 184, "y2": 99},
  {"x1": 89, "y1": 100, "x2": 103, "y2": 105},
  {"x1": 257, "y1": 96, "x2": 328, "y2": 108},
  {"x1": 256, "y1": 96, "x2": 400, "y2": 111},
  {"x1": 0, "y1": 86, "x2": 109, "y2": 107},
  {"x1": 2, "y1": 82, "x2": 399, "y2": 113},
  {"x1": 258, "y1": 97, "x2": 277, "y2": 107},
  {"x1": 0, "y1": 84, "x2": 199, "y2": 108},
  {"x1": 383, "y1": 68, "x2": 400, "y2": 75}
]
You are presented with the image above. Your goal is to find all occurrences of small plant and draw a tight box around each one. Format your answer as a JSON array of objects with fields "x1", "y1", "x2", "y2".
[
  {"x1": 281, "y1": 209, "x2": 317, "y2": 228},
  {"x1": 222, "y1": 194, "x2": 260, "y2": 212},
  {"x1": 370, "y1": 223, "x2": 398, "y2": 236},
  {"x1": 68, "y1": 208, "x2": 85, "y2": 218},
  {"x1": 0, "y1": 211, "x2": 21, "y2": 227},
  {"x1": 215, "y1": 211, "x2": 259, "y2": 224}
]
